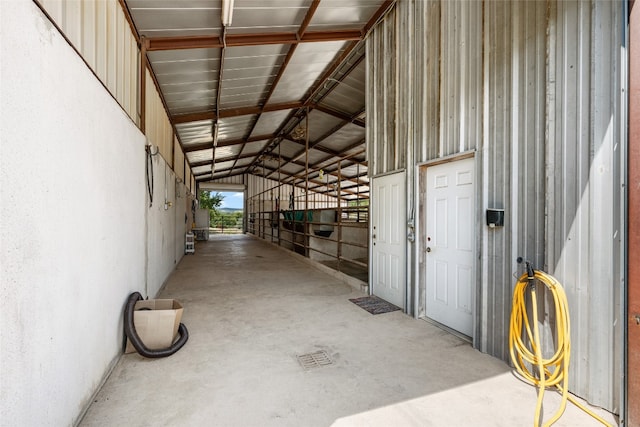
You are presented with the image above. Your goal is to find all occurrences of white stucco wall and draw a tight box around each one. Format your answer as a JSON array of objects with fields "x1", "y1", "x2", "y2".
[
  {"x1": 175, "y1": 182, "x2": 190, "y2": 266},
  {"x1": 145, "y1": 155, "x2": 185, "y2": 297},
  {"x1": 1, "y1": 2, "x2": 149, "y2": 424}
]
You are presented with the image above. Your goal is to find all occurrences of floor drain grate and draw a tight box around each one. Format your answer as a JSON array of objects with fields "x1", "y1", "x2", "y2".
[{"x1": 297, "y1": 350, "x2": 333, "y2": 370}]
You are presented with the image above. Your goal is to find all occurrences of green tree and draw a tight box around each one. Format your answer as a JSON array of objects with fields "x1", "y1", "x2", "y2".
[
  {"x1": 199, "y1": 191, "x2": 224, "y2": 210},
  {"x1": 233, "y1": 211, "x2": 243, "y2": 227},
  {"x1": 221, "y1": 213, "x2": 235, "y2": 228},
  {"x1": 199, "y1": 191, "x2": 224, "y2": 227}
]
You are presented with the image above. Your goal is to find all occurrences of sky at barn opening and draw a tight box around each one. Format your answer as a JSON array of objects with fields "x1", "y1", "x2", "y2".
[{"x1": 217, "y1": 192, "x2": 243, "y2": 209}]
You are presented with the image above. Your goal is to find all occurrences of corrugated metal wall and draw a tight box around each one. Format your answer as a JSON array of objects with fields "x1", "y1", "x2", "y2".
[
  {"x1": 366, "y1": 8, "x2": 400, "y2": 176},
  {"x1": 372, "y1": 0, "x2": 483, "y2": 166},
  {"x1": 36, "y1": 0, "x2": 197, "y2": 196},
  {"x1": 37, "y1": 0, "x2": 139, "y2": 125},
  {"x1": 545, "y1": 0, "x2": 624, "y2": 412},
  {"x1": 439, "y1": 1, "x2": 483, "y2": 157},
  {"x1": 366, "y1": 0, "x2": 624, "y2": 412},
  {"x1": 174, "y1": 136, "x2": 185, "y2": 182},
  {"x1": 481, "y1": 0, "x2": 548, "y2": 365},
  {"x1": 145, "y1": 68, "x2": 174, "y2": 164},
  {"x1": 209, "y1": 175, "x2": 246, "y2": 186}
]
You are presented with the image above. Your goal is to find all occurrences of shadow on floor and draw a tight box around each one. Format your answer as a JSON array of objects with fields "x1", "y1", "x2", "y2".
[
  {"x1": 80, "y1": 235, "x2": 615, "y2": 427},
  {"x1": 319, "y1": 258, "x2": 368, "y2": 282}
]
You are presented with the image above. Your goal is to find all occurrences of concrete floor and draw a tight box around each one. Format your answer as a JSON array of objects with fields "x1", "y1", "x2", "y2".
[{"x1": 80, "y1": 234, "x2": 617, "y2": 427}]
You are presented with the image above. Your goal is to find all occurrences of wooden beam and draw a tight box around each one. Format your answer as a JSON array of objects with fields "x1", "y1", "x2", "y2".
[
  {"x1": 247, "y1": 163, "x2": 363, "y2": 197},
  {"x1": 240, "y1": 108, "x2": 305, "y2": 176},
  {"x1": 173, "y1": 101, "x2": 304, "y2": 124},
  {"x1": 183, "y1": 134, "x2": 273, "y2": 153},
  {"x1": 298, "y1": 0, "x2": 321, "y2": 37},
  {"x1": 314, "y1": 105, "x2": 365, "y2": 127},
  {"x1": 231, "y1": 2, "x2": 393, "y2": 180},
  {"x1": 230, "y1": 1, "x2": 322, "y2": 177},
  {"x1": 146, "y1": 30, "x2": 362, "y2": 51},
  {"x1": 283, "y1": 135, "x2": 337, "y2": 154},
  {"x1": 190, "y1": 152, "x2": 259, "y2": 168},
  {"x1": 280, "y1": 154, "x2": 368, "y2": 187},
  {"x1": 299, "y1": 1, "x2": 393, "y2": 109},
  {"x1": 309, "y1": 183, "x2": 368, "y2": 196}
]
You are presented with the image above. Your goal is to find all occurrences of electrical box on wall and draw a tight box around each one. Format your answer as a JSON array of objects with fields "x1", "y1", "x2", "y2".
[{"x1": 486, "y1": 209, "x2": 505, "y2": 228}]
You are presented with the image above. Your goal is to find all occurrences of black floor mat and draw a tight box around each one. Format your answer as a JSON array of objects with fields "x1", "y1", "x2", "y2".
[{"x1": 349, "y1": 296, "x2": 401, "y2": 315}]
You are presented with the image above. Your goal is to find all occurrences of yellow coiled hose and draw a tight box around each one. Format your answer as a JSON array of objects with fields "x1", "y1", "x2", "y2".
[{"x1": 508, "y1": 269, "x2": 612, "y2": 427}]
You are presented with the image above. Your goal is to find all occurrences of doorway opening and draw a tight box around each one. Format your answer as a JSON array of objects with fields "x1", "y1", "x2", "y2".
[
  {"x1": 418, "y1": 154, "x2": 476, "y2": 339},
  {"x1": 370, "y1": 171, "x2": 407, "y2": 309},
  {"x1": 198, "y1": 190, "x2": 245, "y2": 236},
  {"x1": 212, "y1": 191, "x2": 244, "y2": 234}
]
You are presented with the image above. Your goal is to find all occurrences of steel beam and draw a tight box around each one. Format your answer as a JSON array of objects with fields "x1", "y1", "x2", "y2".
[
  {"x1": 628, "y1": 0, "x2": 640, "y2": 424},
  {"x1": 183, "y1": 134, "x2": 273, "y2": 153},
  {"x1": 145, "y1": 30, "x2": 362, "y2": 51},
  {"x1": 173, "y1": 101, "x2": 304, "y2": 124}
]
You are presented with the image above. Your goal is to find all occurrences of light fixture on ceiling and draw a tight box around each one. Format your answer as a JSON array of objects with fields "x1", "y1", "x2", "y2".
[
  {"x1": 221, "y1": 0, "x2": 234, "y2": 26},
  {"x1": 318, "y1": 169, "x2": 324, "y2": 181},
  {"x1": 212, "y1": 121, "x2": 219, "y2": 147},
  {"x1": 290, "y1": 125, "x2": 306, "y2": 141}
]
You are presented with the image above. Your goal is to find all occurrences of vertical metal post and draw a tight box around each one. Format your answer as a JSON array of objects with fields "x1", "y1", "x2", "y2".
[
  {"x1": 262, "y1": 157, "x2": 266, "y2": 239},
  {"x1": 357, "y1": 162, "x2": 361, "y2": 222},
  {"x1": 304, "y1": 108, "x2": 310, "y2": 256},
  {"x1": 628, "y1": 1, "x2": 640, "y2": 423},
  {"x1": 337, "y1": 161, "x2": 343, "y2": 272},
  {"x1": 278, "y1": 142, "x2": 282, "y2": 246}
]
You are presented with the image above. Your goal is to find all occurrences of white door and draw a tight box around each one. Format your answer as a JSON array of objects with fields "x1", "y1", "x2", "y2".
[
  {"x1": 425, "y1": 158, "x2": 475, "y2": 336},
  {"x1": 371, "y1": 172, "x2": 406, "y2": 308}
]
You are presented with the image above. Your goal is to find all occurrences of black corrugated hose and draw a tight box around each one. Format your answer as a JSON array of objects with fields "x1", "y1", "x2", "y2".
[
  {"x1": 124, "y1": 292, "x2": 188, "y2": 358},
  {"x1": 145, "y1": 146, "x2": 154, "y2": 207}
]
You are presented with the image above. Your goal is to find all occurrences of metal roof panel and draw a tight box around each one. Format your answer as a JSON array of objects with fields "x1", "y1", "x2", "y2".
[
  {"x1": 214, "y1": 160, "x2": 239, "y2": 171},
  {"x1": 308, "y1": 0, "x2": 386, "y2": 30},
  {"x1": 187, "y1": 149, "x2": 214, "y2": 164},
  {"x1": 318, "y1": 62, "x2": 366, "y2": 114},
  {"x1": 275, "y1": 139, "x2": 303, "y2": 159},
  {"x1": 304, "y1": 110, "x2": 345, "y2": 142},
  {"x1": 318, "y1": 123, "x2": 365, "y2": 151},
  {"x1": 227, "y1": 0, "x2": 310, "y2": 34},
  {"x1": 268, "y1": 41, "x2": 348, "y2": 104},
  {"x1": 128, "y1": 0, "x2": 221, "y2": 37},
  {"x1": 215, "y1": 145, "x2": 243, "y2": 159},
  {"x1": 251, "y1": 110, "x2": 293, "y2": 137},
  {"x1": 191, "y1": 164, "x2": 213, "y2": 175},
  {"x1": 124, "y1": 0, "x2": 384, "y2": 194},
  {"x1": 218, "y1": 115, "x2": 257, "y2": 141},
  {"x1": 230, "y1": 158, "x2": 255, "y2": 169},
  {"x1": 241, "y1": 140, "x2": 271, "y2": 154},
  {"x1": 278, "y1": 162, "x2": 305, "y2": 176},
  {"x1": 177, "y1": 121, "x2": 214, "y2": 146}
]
